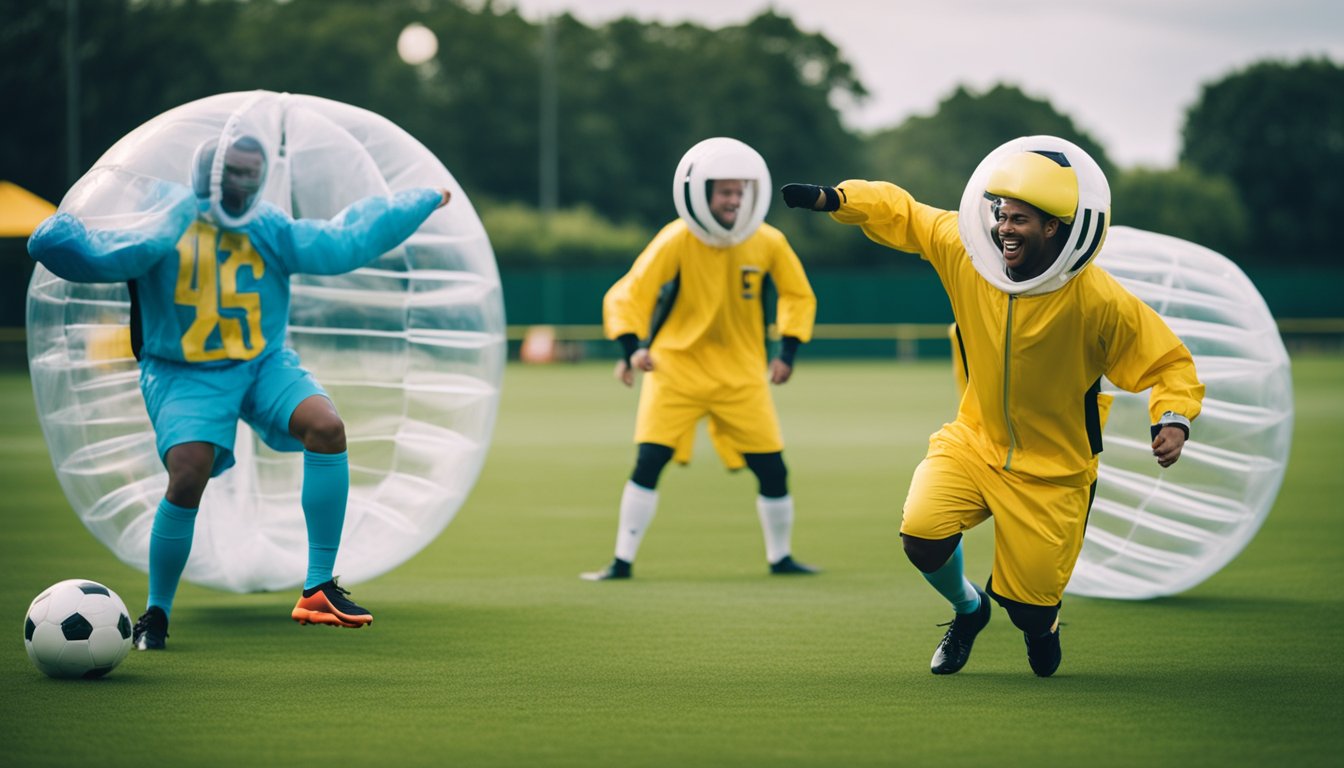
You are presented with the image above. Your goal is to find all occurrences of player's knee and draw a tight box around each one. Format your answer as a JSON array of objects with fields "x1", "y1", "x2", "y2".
[
  {"x1": 991, "y1": 589, "x2": 1060, "y2": 636},
  {"x1": 289, "y1": 396, "x2": 346, "y2": 453},
  {"x1": 902, "y1": 532, "x2": 962, "y2": 574},
  {"x1": 295, "y1": 410, "x2": 346, "y2": 453},
  {"x1": 166, "y1": 473, "x2": 209, "y2": 507},
  {"x1": 743, "y1": 452, "x2": 788, "y2": 498},
  {"x1": 307, "y1": 415, "x2": 346, "y2": 452},
  {"x1": 631, "y1": 443, "x2": 673, "y2": 489},
  {"x1": 164, "y1": 442, "x2": 214, "y2": 506}
]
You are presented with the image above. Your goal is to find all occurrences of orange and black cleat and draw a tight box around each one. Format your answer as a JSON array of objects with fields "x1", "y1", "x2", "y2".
[{"x1": 291, "y1": 579, "x2": 373, "y2": 628}]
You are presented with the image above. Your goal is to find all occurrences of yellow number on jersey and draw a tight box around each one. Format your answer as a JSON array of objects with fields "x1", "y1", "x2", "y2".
[{"x1": 174, "y1": 221, "x2": 266, "y2": 362}]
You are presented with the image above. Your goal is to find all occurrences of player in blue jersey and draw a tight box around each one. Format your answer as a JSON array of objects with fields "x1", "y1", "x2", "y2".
[{"x1": 29, "y1": 133, "x2": 451, "y2": 650}]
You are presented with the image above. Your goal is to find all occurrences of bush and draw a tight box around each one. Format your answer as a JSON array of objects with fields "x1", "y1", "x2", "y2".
[{"x1": 479, "y1": 201, "x2": 653, "y2": 267}]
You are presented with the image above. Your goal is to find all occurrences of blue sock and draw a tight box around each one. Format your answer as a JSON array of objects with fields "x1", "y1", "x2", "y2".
[
  {"x1": 147, "y1": 499, "x2": 198, "y2": 617},
  {"x1": 921, "y1": 541, "x2": 981, "y2": 615},
  {"x1": 302, "y1": 450, "x2": 349, "y2": 590}
]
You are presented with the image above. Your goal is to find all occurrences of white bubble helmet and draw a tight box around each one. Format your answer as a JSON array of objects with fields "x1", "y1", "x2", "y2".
[
  {"x1": 958, "y1": 135, "x2": 1110, "y2": 295},
  {"x1": 190, "y1": 133, "x2": 270, "y2": 230},
  {"x1": 672, "y1": 137, "x2": 771, "y2": 247}
]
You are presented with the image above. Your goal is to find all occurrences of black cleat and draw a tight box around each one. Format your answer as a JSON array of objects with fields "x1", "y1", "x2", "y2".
[
  {"x1": 1025, "y1": 625, "x2": 1062, "y2": 677},
  {"x1": 132, "y1": 606, "x2": 169, "y2": 651},
  {"x1": 580, "y1": 558, "x2": 632, "y2": 581},
  {"x1": 769, "y1": 555, "x2": 820, "y2": 575},
  {"x1": 930, "y1": 588, "x2": 991, "y2": 675}
]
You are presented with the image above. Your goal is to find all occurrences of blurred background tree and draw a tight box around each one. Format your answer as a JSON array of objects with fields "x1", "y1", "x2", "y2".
[
  {"x1": 1181, "y1": 58, "x2": 1344, "y2": 266},
  {"x1": 1111, "y1": 167, "x2": 1250, "y2": 258},
  {"x1": 1, "y1": 0, "x2": 1339, "y2": 271},
  {"x1": 865, "y1": 84, "x2": 1114, "y2": 212}
]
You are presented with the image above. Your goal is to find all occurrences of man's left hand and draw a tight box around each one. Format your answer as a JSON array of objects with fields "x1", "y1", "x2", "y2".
[
  {"x1": 769, "y1": 359, "x2": 793, "y2": 385},
  {"x1": 1152, "y1": 425, "x2": 1187, "y2": 468}
]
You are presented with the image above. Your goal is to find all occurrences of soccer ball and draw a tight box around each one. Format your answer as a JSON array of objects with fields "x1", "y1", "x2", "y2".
[{"x1": 24, "y1": 580, "x2": 133, "y2": 679}]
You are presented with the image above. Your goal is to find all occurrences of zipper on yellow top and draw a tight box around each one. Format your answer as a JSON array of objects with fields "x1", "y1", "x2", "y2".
[{"x1": 1002, "y1": 294, "x2": 1018, "y2": 470}]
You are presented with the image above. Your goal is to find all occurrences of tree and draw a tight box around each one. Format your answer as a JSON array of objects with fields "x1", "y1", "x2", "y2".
[
  {"x1": 1112, "y1": 166, "x2": 1249, "y2": 257},
  {"x1": 546, "y1": 11, "x2": 866, "y2": 228},
  {"x1": 0, "y1": 0, "x2": 877, "y2": 266},
  {"x1": 1181, "y1": 58, "x2": 1344, "y2": 265},
  {"x1": 865, "y1": 84, "x2": 1114, "y2": 211},
  {"x1": 0, "y1": 0, "x2": 81, "y2": 201}
]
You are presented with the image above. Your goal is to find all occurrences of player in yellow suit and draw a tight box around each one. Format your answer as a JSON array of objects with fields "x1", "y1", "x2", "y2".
[
  {"x1": 582, "y1": 138, "x2": 818, "y2": 581},
  {"x1": 781, "y1": 136, "x2": 1204, "y2": 676}
]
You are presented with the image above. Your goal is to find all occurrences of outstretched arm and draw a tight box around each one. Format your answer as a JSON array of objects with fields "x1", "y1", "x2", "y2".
[
  {"x1": 781, "y1": 183, "x2": 841, "y2": 211},
  {"x1": 274, "y1": 187, "x2": 450, "y2": 275},
  {"x1": 27, "y1": 186, "x2": 197, "y2": 283},
  {"x1": 780, "y1": 180, "x2": 960, "y2": 264}
]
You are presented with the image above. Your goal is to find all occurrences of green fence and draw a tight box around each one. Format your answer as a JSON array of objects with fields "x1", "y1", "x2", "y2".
[
  {"x1": 3, "y1": 253, "x2": 1340, "y2": 364},
  {"x1": 498, "y1": 264, "x2": 1344, "y2": 359}
]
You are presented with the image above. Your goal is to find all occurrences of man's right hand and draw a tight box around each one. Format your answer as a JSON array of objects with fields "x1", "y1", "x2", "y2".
[
  {"x1": 781, "y1": 183, "x2": 838, "y2": 211},
  {"x1": 631, "y1": 348, "x2": 654, "y2": 372}
]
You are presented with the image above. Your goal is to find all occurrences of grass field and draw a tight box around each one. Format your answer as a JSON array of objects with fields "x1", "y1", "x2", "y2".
[{"x1": 2, "y1": 356, "x2": 1341, "y2": 767}]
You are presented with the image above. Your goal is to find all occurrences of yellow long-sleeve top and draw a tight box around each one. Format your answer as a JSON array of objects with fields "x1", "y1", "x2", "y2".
[
  {"x1": 833, "y1": 180, "x2": 1204, "y2": 486},
  {"x1": 604, "y1": 220, "x2": 816, "y2": 391}
]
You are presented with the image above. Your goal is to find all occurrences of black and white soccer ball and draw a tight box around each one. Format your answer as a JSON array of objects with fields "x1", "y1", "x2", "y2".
[{"x1": 24, "y1": 579, "x2": 132, "y2": 679}]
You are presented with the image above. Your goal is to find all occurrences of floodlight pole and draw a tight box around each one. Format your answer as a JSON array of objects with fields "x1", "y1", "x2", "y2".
[
  {"x1": 539, "y1": 14, "x2": 561, "y2": 323},
  {"x1": 539, "y1": 15, "x2": 558, "y2": 222},
  {"x1": 65, "y1": 0, "x2": 81, "y2": 186}
]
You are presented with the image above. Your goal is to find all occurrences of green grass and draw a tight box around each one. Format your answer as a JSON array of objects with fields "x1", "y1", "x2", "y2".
[{"x1": 2, "y1": 357, "x2": 1341, "y2": 767}]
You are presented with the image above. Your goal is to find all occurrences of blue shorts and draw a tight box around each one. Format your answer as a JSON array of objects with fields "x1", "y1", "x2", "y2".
[{"x1": 139, "y1": 347, "x2": 328, "y2": 477}]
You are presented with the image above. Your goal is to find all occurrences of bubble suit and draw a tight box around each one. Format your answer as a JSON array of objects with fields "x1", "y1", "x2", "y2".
[
  {"x1": 1066, "y1": 226, "x2": 1292, "y2": 599},
  {"x1": 26, "y1": 91, "x2": 506, "y2": 592}
]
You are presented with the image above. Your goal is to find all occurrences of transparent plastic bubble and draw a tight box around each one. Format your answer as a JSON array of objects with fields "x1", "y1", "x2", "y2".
[
  {"x1": 27, "y1": 91, "x2": 506, "y2": 592},
  {"x1": 1066, "y1": 226, "x2": 1292, "y2": 599}
]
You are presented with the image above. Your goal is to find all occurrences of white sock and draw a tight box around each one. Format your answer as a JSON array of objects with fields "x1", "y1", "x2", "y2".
[
  {"x1": 614, "y1": 481, "x2": 658, "y2": 562},
  {"x1": 756, "y1": 494, "x2": 794, "y2": 564}
]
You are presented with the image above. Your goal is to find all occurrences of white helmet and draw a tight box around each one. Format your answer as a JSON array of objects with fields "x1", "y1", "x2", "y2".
[
  {"x1": 958, "y1": 135, "x2": 1110, "y2": 295},
  {"x1": 189, "y1": 91, "x2": 284, "y2": 229},
  {"x1": 191, "y1": 134, "x2": 270, "y2": 229},
  {"x1": 672, "y1": 137, "x2": 771, "y2": 247}
]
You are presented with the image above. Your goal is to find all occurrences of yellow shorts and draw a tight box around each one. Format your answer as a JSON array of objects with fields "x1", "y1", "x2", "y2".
[
  {"x1": 634, "y1": 367, "x2": 783, "y2": 469},
  {"x1": 900, "y1": 434, "x2": 1093, "y2": 607}
]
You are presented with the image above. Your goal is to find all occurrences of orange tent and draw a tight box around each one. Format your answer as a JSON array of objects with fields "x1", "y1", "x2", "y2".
[{"x1": 0, "y1": 181, "x2": 57, "y2": 237}]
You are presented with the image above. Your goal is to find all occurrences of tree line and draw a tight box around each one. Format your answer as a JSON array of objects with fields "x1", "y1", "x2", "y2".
[{"x1": 2, "y1": 0, "x2": 1339, "y2": 268}]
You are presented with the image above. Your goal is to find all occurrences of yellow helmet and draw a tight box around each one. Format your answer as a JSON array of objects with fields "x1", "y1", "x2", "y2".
[
  {"x1": 959, "y1": 136, "x2": 1111, "y2": 295},
  {"x1": 985, "y1": 151, "x2": 1078, "y2": 224}
]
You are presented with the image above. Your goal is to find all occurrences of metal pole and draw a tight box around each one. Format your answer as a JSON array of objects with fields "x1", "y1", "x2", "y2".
[
  {"x1": 539, "y1": 15, "x2": 557, "y2": 219},
  {"x1": 65, "y1": 0, "x2": 81, "y2": 185},
  {"x1": 539, "y1": 15, "x2": 560, "y2": 324}
]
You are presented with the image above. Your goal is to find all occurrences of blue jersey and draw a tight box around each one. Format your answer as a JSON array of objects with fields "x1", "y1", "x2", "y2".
[{"x1": 30, "y1": 185, "x2": 443, "y2": 364}]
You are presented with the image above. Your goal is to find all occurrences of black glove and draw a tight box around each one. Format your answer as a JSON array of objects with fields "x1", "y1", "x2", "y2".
[{"x1": 780, "y1": 183, "x2": 840, "y2": 211}]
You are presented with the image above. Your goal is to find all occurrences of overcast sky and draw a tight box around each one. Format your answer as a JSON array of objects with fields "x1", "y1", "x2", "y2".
[{"x1": 507, "y1": 0, "x2": 1344, "y2": 168}]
